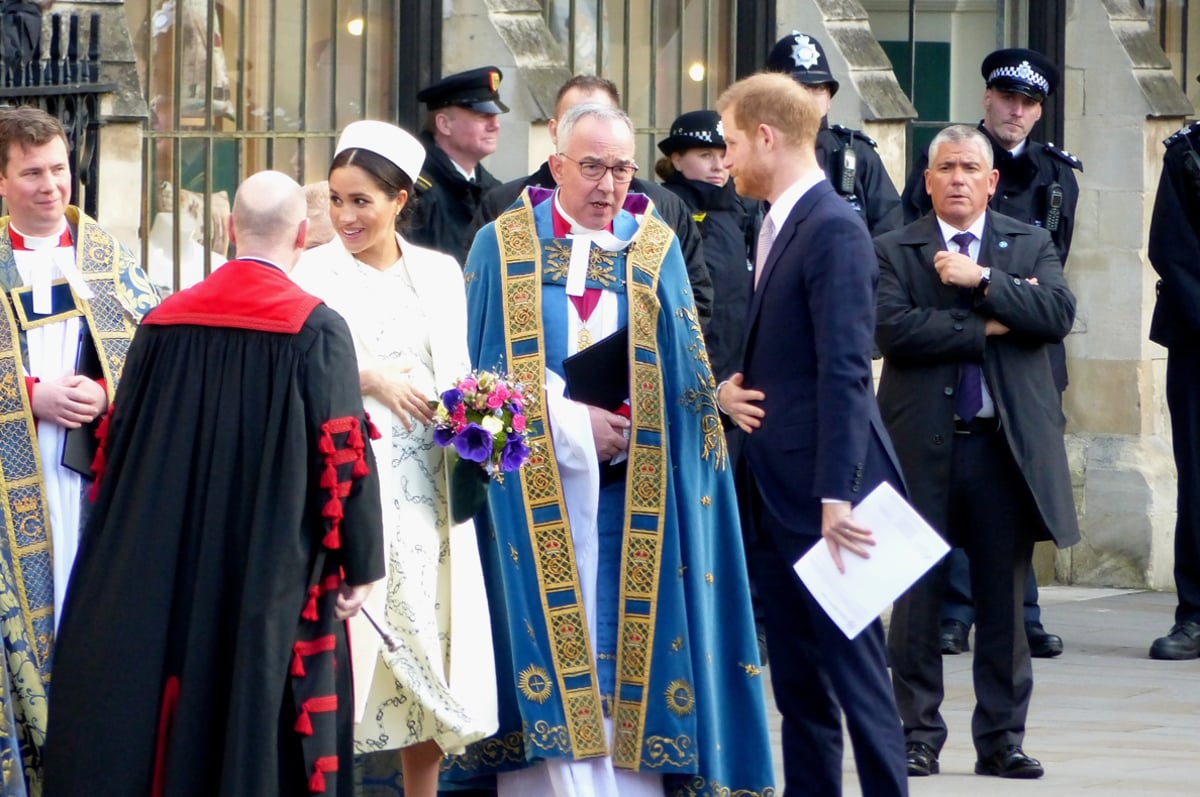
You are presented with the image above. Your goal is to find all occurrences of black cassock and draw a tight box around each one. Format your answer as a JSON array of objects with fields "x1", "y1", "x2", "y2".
[{"x1": 44, "y1": 259, "x2": 384, "y2": 797}]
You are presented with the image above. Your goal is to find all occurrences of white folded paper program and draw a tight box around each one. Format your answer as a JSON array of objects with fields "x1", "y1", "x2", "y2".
[{"x1": 794, "y1": 481, "x2": 950, "y2": 639}]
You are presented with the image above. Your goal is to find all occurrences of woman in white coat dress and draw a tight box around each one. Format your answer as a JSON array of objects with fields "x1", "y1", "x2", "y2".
[{"x1": 292, "y1": 120, "x2": 497, "y2": 797}]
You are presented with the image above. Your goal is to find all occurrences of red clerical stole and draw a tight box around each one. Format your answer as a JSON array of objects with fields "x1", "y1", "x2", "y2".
[{"x1": 551, "y1": 201, "x2": 611, "y2": 350}]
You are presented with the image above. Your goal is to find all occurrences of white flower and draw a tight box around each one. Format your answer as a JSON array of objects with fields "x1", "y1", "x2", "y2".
[{"x1": 482, "y1": 415, "x2": 504, "y2": 435}]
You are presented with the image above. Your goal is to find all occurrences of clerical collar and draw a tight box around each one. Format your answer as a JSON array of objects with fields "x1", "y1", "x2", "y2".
[
  {"x1": 10, "y1": 221, "x2": 71, "y2": 251},
  {"x1": 551, "y1": 192, "x2": 612, "y2": 236},
  {"x1": 1008, "y1": 138, "x2": 1028, "y2": 157}
]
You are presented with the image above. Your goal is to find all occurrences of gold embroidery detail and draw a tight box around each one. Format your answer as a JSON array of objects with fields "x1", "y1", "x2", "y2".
[
  {"x1": 675, "y1": 298, "x2": 728, "y2": 472},
  {"x1": 671, "y1": 636, "x2": 683, "y2": 652},
  {"x1": 542, "y1": 240, "x2": 571, "y2": 281},
  {"x1": 587, "y1": 248, "x2": 618, "y2": 285},
  {"x1": 741, "y1": 663, "x2": 763, "y2": 677},
  {"x1": 439, "y1": 730, "x2": 525, "y2": 772},
  {"x1": 497, "y1": 197, "x2": 607, "y2": 757},
  {"x1": 665, "y1": 679, "x2": 696, "y2": 717},
  {"x1": 518, "y1": 664, "x2": 553, "y2": 704},
  {"x1": 642, "y1": 735, "x2": 698, "y2": 768},
  {"x1": 672, "y1": 776, "x2": 777, "y2": 797},
  {"x1": 705, "y1": 573, "x2": 714, "y2": 584},
  {"x1": 701, "y1": 495, "x2": 712, "y2": 507},
  {"x1": 527, "y1": 720, "x2": 572, "y2": 753},
  {"x1": 508, "y1": 542, "x2": 519, "y2": 563},
  {"x1": 549, "y1": 609, "x2": 590, "y2": 666}
]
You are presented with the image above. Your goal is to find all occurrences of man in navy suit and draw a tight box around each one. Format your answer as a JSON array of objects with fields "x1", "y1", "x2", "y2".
[
  {"x1": 876, "y1": 125, "x2": 1078, "y2": 780},
  {"x1": 716, "y1": 72, "x2": 908, "y2": 797}
]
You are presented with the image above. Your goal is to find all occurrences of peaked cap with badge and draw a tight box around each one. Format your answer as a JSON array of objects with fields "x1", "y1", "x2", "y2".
[
  {"x1": 766, "y1": 31, "x2": 839, "y2": 96},
  {"x1": 417, "y1": 66, "x2": 510, "y2": 115},
  {"x1": 981, "y1": 47, "x2": 1058, "y2": 101},
  {"x1": 658, "y1": 110, "x2": 725, "y2": 155}
]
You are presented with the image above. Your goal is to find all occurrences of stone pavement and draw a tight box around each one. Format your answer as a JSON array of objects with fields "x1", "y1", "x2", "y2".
[{"x1": 763, "y1": 587, "x2": 1200, "y2": 796}]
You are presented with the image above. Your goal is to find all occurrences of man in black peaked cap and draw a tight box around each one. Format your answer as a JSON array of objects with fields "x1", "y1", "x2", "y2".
[{"x1": 408, "y1": 66, "x2": 509, "y2": 263}]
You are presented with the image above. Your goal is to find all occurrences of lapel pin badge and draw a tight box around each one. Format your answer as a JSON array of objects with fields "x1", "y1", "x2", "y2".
[{"x1": 998, "y1": 240, "x2": 1009, "y2": 249}]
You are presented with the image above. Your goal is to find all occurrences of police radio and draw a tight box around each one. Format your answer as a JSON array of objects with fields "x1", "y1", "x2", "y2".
[
  {"x1": 837, "y1": 146, "x2": 857, "y2": 195},
  {"x1": 1044, "y1": 183, "x2": 1064, "y2": 232}
]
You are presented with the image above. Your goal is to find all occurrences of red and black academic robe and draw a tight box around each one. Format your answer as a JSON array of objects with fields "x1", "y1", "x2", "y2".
[{"x1": 43, "y1": 259, "x2": 384, "y2": 797}]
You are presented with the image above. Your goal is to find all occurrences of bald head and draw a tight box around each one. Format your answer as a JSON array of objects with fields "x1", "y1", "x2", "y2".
[{"x1": 230, "y1": 170, "x2": 308, "y2": 270}]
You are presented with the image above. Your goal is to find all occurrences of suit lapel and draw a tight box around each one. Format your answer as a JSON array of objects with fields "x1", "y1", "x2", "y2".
[
  {"x1": 743, "y1": 181, "x2": 832, "y2": 339},
  {"x1": 978, "y1": 210, "x2": 1018, "y2": 275}
]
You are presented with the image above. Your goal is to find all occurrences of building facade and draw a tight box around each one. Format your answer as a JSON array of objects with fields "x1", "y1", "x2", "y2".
[{"x1": 45, "y1": 0, "x2": 1200, "y2": 593}]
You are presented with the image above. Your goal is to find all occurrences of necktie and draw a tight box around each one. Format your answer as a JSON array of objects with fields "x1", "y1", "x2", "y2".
[
  {"x1": 754, "y1": 214, "x2": 776, "y2": 289},
  {"x1": 951, "y1": 231, "x2": 983, "y2": 421}
]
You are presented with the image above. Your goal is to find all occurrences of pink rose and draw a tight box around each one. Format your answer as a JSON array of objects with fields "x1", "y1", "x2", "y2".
[
  {"x1": 512, "y1": 414, "x2": 527, "y2": 433},
  {"x1": 452, "y1": 405, "x2": 466, "y2": 426},
  {"x1": 494, "y1": 384, "x2": 511, "y2": 402},
  {"x1": 487, "y1": 391, "x2": 505, "y2": 409},
  {"x1": 459, "y1": 378, "x2": 478, "y2": 392}
]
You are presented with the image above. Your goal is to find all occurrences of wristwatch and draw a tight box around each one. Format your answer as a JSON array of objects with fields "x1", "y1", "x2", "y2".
[{"x1": 978, "y1": 266, "x2": 992, "y2": 289}]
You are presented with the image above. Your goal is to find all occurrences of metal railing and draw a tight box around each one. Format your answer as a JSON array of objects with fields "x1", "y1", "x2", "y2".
[
  {"x1": 0, "y1": 11, "x2": 114, "y2": 219},
  {"x1": 539, "y1": 0, "x2": 737, "y2": 170},
  {"x1": 128, "y1": 0, "x2": 398, "y2": 293}
]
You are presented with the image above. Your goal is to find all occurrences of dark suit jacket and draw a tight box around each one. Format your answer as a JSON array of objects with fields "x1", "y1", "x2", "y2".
[
  {"x1": 874, "y1": 211, "x2": 1080, "y2": 547},
  {"x1": 471, "y1": 161, "x2": 714, "y2": 327},
  {"x1": 739, "y1": 179, "x2": 903, "y2": 562}
]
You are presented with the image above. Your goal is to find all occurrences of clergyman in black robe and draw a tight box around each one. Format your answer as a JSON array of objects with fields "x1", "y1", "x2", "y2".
[{"x1": 43, "y1": 171, "x2": 384, "y2": 797}]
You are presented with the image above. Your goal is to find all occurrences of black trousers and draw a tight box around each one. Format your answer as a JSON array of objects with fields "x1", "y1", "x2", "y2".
[
  {"x1": 748, "y1": 479, "x2": 907, "y2": 797},
  {"x1": 887, "y1": 426, "x2": 1037, "y2": 757},
  {"x1": 1168, "y1": 349, "x2": 1200, "y2": 623}
]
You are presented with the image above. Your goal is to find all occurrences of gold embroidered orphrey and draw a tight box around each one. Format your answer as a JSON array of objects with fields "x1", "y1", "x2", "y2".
[
  {"x1": 494, "y1": 194, "x2": 671, "y2": 768},
  {"x1": 0, "y1": 208, "x2": 154, "y2": 790}
]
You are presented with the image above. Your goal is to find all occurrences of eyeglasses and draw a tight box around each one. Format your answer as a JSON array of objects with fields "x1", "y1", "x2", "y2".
[{"x1": 557, "y1": 153, "x2": 639, "y2": 183}]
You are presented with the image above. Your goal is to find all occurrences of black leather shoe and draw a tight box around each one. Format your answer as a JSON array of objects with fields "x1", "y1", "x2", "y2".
[
  {"x1": 905, "y1": 742, "x2": 939, "y2": 776},
  {"x1": 940, "y1": 619, "x2": 970, "y2": 655},
  {"x1": 1026, "y1": 622, "x2": 1064, "y2": 658},
  {"x1": 974, "y1": 746, "x2": 1044, "y2": 778},
  {"x1": 1149, "y1": 621, "x2": 1200, "y2": 660}
]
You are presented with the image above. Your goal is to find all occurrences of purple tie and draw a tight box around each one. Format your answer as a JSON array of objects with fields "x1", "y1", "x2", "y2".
[{"x1": 952, "y1": 232, "x2": 983, "y2": 422}]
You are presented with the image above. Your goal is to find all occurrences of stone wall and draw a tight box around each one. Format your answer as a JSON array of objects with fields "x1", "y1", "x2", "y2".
[
  {"x1": 444, "y1": 0, "x2": 564, "y2": 181},
  {"x1": 1060, "y1": 0, "x2": 1192, "y2": 589},
  {"x1": 777, "y1": 0, "x2": 916, "y2": 188}
]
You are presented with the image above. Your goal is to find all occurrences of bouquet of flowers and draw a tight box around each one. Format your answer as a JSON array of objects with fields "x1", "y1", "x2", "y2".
[{"x1": 432, "y1": 370, "x2": 531, "y2": 521}]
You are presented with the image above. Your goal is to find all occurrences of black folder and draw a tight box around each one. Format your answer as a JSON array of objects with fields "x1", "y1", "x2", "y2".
[
  {"x1": 561, "y1": 326, "x2": 629, "y2": 411},
  {"x1": 61, "y1": 331, "x2": 104, "y2": 479},
  {"x1": 563, "y1": 327, "x2": 630, "y2": 485}
]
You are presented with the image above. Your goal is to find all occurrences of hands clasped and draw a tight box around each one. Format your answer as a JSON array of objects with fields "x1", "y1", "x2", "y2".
[
  {"x1": 589, "y1": 405, "x2": 630, "y2": 462},
  {"x1": 31, "y1": 374, "x2": 107, "y2": 428}
]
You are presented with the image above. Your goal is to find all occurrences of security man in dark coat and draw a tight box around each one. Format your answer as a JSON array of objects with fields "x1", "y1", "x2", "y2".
[
  {"x1": 765, "y1": 30, "x2": 903, "y2": 236},
  {"x1": 408, "y1": 66, "x2": 507, "y2": 264},
  {"x1": 471, "y1": 74, "x2": 714, "y2": 328},
  {"x1": 877, "y1": 124, "x2": 1079, "y2": 781},
  {"x1": 1148, "y1": 119, "x2": 1200, "y2": 660},
  {"x1": 902, "y1": 48, "x2": 1080, "y2": 659},
  {"x1": 901, "y1": 49, "x2": 1082, "y2": 271}
]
